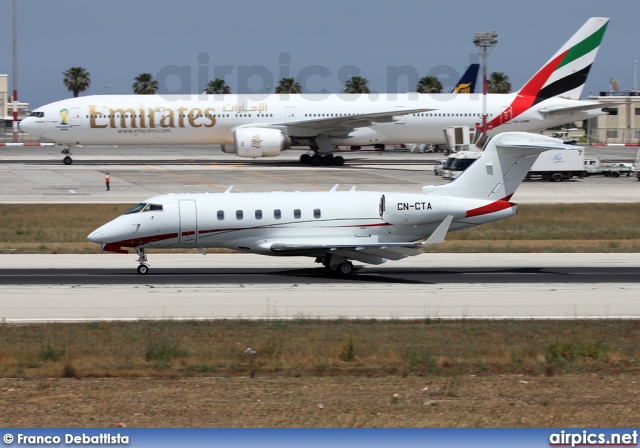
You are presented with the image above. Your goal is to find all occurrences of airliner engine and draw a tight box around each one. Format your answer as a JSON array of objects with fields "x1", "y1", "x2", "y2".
[{"x1": 225, "y1": 128, "x2": 291, "y2": 158}]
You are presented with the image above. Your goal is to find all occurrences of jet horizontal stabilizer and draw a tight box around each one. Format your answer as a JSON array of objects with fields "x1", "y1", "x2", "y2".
[{"x1": 537, "y1": 102, "x2": 615, "y2": 116}]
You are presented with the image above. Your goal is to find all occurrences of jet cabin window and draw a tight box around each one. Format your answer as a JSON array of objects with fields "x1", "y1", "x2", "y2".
[{"x1": 123, "y1": 203, "x2": 163, "y2": 214}]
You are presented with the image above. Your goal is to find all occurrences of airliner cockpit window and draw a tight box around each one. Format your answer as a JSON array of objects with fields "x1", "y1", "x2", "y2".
[
  {"x1": 29, "y1": 111, "x2": 44, "y2": 118},
  {"x1": 149, "y1": 204, "x2": 163, "y2": 211}
]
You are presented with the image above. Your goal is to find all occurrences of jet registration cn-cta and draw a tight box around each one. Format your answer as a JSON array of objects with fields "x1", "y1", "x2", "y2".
[
  {"x1": 88, "y1": 132, "x2": 576, "y2": 275},
  {"x1": 21, "y1": 17, "x2": 608, "y2": 166}
]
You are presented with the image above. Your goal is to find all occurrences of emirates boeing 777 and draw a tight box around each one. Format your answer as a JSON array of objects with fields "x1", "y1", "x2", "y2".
[{"x1": 21, "y1": 18, "x2": 609, "y2": 166}]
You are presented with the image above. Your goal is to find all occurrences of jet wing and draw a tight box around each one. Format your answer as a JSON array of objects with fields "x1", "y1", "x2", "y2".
[
  {"x1": 278, "y1": 108, "x2": 433, "y2": 136},
  {"x1": 269, "y1": 216, "x2": 453, "y2": 264},
  {"x1": 537, "y1": 102, "x2": 614, "y2": 116}
]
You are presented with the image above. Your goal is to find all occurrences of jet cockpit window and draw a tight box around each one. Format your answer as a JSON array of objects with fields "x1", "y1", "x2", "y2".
[
  {"x1": 29, "y1": 111, "x2": 45, "y2": 118},
  {"x1": 123, "y1": 203, "x2": 163, "y2": 214},
  {"x1": 124, "y1": 203, "x2": 147, "y2": 214}
]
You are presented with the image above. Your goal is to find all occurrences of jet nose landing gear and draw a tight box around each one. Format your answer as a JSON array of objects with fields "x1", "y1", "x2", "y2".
[{"x1": 136, "y1": 248, "x2": 150, "y2": 275}]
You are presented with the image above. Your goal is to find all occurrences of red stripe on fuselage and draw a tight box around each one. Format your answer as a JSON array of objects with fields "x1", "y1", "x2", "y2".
[{"x1": 466, "y1": 199, "x2": 515, "y2": 218}]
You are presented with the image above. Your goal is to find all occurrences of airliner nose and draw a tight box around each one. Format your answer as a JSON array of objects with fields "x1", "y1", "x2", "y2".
[{"x1": 20, "y1": 117, "x2": 36, "y2": 135}]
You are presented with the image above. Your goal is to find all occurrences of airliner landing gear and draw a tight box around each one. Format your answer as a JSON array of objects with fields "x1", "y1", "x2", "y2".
[
  {"x1": 299, "y1": 152, "x2": 345, "y2": 167},
  {"x1": 136, "y1": 248, "x2": 149, "y2": 275},
  {"x1": 299, "y1": 135, "x2": 346, "y2": 166},
  {"x1": 58, "y1": 144, "x2": 73, "y2": 165}
]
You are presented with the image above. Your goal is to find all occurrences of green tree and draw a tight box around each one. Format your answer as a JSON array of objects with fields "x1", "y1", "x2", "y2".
[
  {"x1": 204, "y1": 78, "x2": 231, "y2": 94},
  {"x1": 487, "y1": 72, "x2": 511, "y2": 93},
  {"x1": 275, "y1": 77, "x2": 302, "y2": 94},
  {"x1": 344, "y1": 76, "x2": 370, "y2": 93},
  {"x1": 132, "y1": 73, "x2": 159, "y2": 94},
  {"x1": 416, "y1": 76, "x2": 443, "y2": 93},
  {"x1": 63, "y1": 67, "x2": 91, "y2": 97}
]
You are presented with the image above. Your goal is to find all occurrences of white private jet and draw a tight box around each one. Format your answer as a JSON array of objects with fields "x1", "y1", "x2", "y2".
[
  {"x1": 88, "y1": 132, "x2": 576, "y2": 275},
  {"x1": 21, "y1": 18, "x2": 608, "y2": 166}
]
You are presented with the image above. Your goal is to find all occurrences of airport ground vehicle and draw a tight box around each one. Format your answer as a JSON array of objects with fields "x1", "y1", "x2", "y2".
[
  {"x1": 550, "y1": 131, "x2": 578, "y2": 145},
  {"x1": 434, "y1": 159, "x2": 447, "y2": 175},
  {"x1": 527, "y1": 149, "x2": 585, "y2": 181},
  {"x1": 583, "y1": 158, "x2": 633, "y2": 177}
]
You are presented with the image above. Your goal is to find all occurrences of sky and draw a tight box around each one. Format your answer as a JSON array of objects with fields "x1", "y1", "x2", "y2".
[{"x1": 1, "y1": 0, "x2": 639, "y2": 109}]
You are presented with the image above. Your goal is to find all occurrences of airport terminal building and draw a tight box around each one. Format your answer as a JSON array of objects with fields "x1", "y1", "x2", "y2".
[{"x1": 588, "y1": 91, "x2": 640, "y2": 145}]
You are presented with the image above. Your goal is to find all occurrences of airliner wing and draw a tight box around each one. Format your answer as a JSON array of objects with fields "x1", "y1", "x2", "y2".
[
  {"x1": 279, "y1": 108, "x2": 432, "y2": 134},
  {"x1": 537, "y1": 102, "x2": 612, "y2": 116}
]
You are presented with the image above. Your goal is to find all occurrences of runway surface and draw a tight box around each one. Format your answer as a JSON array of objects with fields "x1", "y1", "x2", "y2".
[{"x1": 1, "y1": 254, "x2": 638, "y2": 322}]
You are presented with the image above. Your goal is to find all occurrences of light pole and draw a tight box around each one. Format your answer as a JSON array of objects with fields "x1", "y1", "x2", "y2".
[
  {"x1": 473, "y1": 31, "x2": 498, "y2": 135},
  {"x1": 12, "y1": 0, "x2": 18, "y2": 142}
]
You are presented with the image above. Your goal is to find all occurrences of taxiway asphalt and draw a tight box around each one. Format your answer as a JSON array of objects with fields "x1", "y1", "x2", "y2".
[{"x1": 0, "y1": 144, "x2": 639, "y2": 204}]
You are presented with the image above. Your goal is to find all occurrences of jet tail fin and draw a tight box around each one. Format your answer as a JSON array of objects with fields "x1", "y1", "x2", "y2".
[
  {"x1": 517, "y1": 17, "x2": 609, "y2": 102},
  {"x1": 452, "y1": 64, "x2": 480, "y2": 94},
  {"x1": 422, "y1": 132, "x2": 581, "y2": 201}
]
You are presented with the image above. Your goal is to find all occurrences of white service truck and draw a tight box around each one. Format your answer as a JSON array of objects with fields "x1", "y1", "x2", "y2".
[
  {"x1": 527, "y1": 148, "x2": 585, "y2": 181},
  {"x1": 583, "y1": 158, "x2": 633, "y2": 177}
]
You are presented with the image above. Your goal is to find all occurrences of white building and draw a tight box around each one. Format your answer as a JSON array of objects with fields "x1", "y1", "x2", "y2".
[
  {"x1": 0, "y1": 74, "x2": 30, "y2": 125},
  {"x1": 588, "y1": 91, "x2": 640, "y2": 144}
]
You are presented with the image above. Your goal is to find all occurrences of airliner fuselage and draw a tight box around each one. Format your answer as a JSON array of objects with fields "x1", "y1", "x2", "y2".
[{"x1": 22, "y1": 93, "x2": 601, "y2": 148}]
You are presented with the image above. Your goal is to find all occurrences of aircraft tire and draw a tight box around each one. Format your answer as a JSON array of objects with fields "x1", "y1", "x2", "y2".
[
  {"x1": 321, "y1": 155, "x2": 334, "y2": 166},
  {"x1": 300, "y1": 154, "x2": 311, "y2": 164},
  {"x1": 137, "y1": 265, "x2": 149, "y2": 275},
  {"x1": 333, "y1": 156, "x2": 345, "y2": 166},
  {"x1": 338, "y1": 262, "x2": 354, "y2": 276},
  {"x1": 63, "y1": 156, "x2": 73, "y2": 165},
  {"x1": 310, "y1": 155, "x2": 321, "y2": 166}
]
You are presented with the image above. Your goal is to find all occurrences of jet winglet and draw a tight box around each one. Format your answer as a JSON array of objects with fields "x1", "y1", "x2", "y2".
[{"x1": 422, "y1": 215, "x2": 453, "y2": 246}]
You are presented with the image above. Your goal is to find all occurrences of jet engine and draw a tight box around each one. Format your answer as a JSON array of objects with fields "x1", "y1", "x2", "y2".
[{"x1": 233, "y1": 128, "x2": 291, "y2": 158}]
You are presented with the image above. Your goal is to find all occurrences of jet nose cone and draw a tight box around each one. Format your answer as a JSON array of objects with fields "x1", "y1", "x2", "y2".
[
  {"x1": 87, "y1": 226, "x2": 106, "y2": 243},
  {"x1": 87, "y1": 230, "x2": 101, "y2": 243}
]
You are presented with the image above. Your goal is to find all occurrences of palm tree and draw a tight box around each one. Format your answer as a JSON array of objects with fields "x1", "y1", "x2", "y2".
[
  {"x1": 344, "y1": 76, "x2": 370, "y2": 93},
  {"x1": 416, "y1": 76, "x2": 443, "y2": 93},
  {"x1": 275, "y1": 77, "x2": 302, "y2": 94},
  {"x1": 204, "y1": 78, "x2": 231, "y2": 94},
  {"x1": 63, "y1": 67, "x2": 91, "y2": 97},
  {"x1": 132, "y1": 73, "x2": 159, "y2": 94},
  {"x1": 487, "y1": 72, "x2": 511, "y2": 93}
]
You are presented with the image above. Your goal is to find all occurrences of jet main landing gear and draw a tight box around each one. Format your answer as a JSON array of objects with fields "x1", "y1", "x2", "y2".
[{"x1": 319, "y1": 254, "x2": 354, "y2": 276}]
